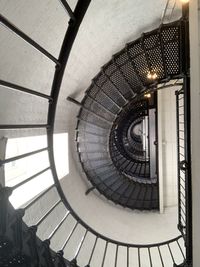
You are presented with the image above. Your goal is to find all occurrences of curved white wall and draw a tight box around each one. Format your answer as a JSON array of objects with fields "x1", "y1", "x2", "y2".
[
  {"x1": 0, "y1": 0, "x2": 181, "y2": 137},
  {"x1": 0, "y1": 0, "x2": 182, "y2": 246},
  {"x1": 60, "y1": 129, "x2": 180, "y2": 244}
]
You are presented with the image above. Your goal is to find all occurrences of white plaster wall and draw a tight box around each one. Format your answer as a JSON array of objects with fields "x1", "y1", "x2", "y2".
[
  {"x1": 58, "y1": 127, "x2": 180, "y2": 245},
  {"x1": 158, "y1": 88, "x2": 178, "y2": 208},
  {"x1": 0, "y1": 0, "x2": 67, "y2": 138},
  {"x1": 0, "y1": 0, "x2": 183, "y2": 254},
  {"x1": 0, "y1": 0, "x2": 181, "y2": 138}
]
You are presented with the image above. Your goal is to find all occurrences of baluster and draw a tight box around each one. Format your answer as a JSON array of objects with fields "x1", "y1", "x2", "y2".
[
  {"x1": 101, "y1": 241, "x2": 108, "y2": 267},
  {"x1": 74, "y1": 229, "x2": 88, "y2": 259},
  {"x1": 138, "y1": 248, "x2": 141, "y2": 267},
  {"x1": 127, "y1": 247, "x2": 129, "y2": 267},
  {"x1": 148, "y1": 248, "x2": 153, "y2": 267},
  {"x1": 0, "y1": 14, "x2": 60, "y2": 65},
  {"x1": 88, "y1": 236, "x2": 98, "y2": 266},
  {"x1": 0, "y1": 124, "x2": 49, "y2": 129},
  {"x1": 114, "y1": 245, "x2": 119, "y2": 267},
  {"x1": 35, "y1": 200, "x2": 61, "y2": 227},
  {"x1": 167, "y1": 244, "x2": 175, "y2": 264},
  {"x1": 48, "y1": 211, "x2": 70, "y2": 240},
  {"x1": 0, "y1": 147, "x2": 48, "y2": 166},
  {"x1": 158, "y1": 246, "x2": 164, "y2": 267},
  {"x1": 0, "y1": 80, "x2": 52, "y2": 100},
  {"x1": 61, "y1": 222, "x2": 78, "y2": 251},
  {"x1": 176, "y1": 240, "x2": 185, "y2": 260},
  {"x1": 12, "y1": 167, "x2": 50, "y2": 190}
]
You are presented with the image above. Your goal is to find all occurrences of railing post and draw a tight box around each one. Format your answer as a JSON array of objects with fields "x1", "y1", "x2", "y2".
[
  {"x1": 181, "y1": 75, "x2": 192, "y2": 267},
  {"x1": 183, "y1": 1, "x2": 192, "y2": 265},
  {"x1": 175, "y1": 2, "x2": 192, "y2": 267}
]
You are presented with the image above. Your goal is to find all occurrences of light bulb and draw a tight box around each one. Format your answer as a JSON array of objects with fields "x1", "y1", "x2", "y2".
[
  {"x1": 147, "y1": 72, "x2": 152, "y2": 79},
  {"x1": 144, "y1": 93, "x2": 151, "y2": 98},
  {"x1": 181, "y1": 0, "x2": 189, "y2": 3},
  {"x1": 152, "y1": 73, "x2": 158, "y2": 79},
  {"x1": 147, "y1": 72, "x2": 157, "y2": 80}
]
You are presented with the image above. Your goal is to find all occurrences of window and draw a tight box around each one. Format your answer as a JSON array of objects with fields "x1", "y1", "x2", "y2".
[{"x1": 5, "y1": 133, "x2": 69, "y2": 208}]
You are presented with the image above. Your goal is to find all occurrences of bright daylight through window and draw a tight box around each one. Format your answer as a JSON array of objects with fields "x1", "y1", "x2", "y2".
[{"x1": 5, "y1": 133, "x2": 69, "y2": 208}]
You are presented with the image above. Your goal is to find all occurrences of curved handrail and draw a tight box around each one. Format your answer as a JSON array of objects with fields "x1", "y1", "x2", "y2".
[
  {"x1": 47, "y1": 0, "x2": 91, "y2": 193},
  {"x1": 47, "y1": 13, "x2": 184, "y2": 249},
  {"x1": 0, "y1": 2, "x2": 189, "y2": 266}
]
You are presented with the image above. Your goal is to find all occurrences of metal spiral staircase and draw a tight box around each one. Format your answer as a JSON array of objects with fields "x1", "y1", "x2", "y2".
[
  {"x1": 0, "y1": 1, "x2": 192, "y2": 266},
  {"x1": 75, "y1": 18, "x2": 183, "y2": 210}
]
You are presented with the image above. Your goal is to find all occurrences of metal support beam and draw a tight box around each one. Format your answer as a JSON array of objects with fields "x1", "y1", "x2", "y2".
[
  {"x1": 58, "y1": 0, "x2": 76, "y2": 21},
  {"x1": 35, "y1": 199, "x2": 61, "y2": 226},
  {"x1": 0, "y1": 80, "x2": 52, "y2": 100},
  {"x1": 0, "y1": 147, "x2": 48, "y2": 166},
  {"x1": 0, "y1": 14, "x2": 60, "y2": 65},
  {"x1": 67, "y1": 96, "x2": 81, "y2": 106},
  {"x1": 0, "y1": 124, "x2": 49, "y2": 130},
  {"x1": 12, "y1": 167, "x2": 50, "y2": 190},
  {"x1": 85, "y1": 186, "x2": 95, "y2": 195}
]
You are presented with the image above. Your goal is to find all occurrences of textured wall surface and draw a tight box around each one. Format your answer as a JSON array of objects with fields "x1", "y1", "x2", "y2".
[
  {"x1": 0, "y1": 0, "x2": 182, "y2": 248},
  {"x1": 0, "y1": 0, "x2": 181, "y2": 136}
]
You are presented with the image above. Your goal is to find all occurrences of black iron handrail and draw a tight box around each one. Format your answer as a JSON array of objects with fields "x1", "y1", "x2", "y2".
[
  {"x1": 0, "y1": 1, "x2": 190, "y2": 266},
  {"x1": 46, "y1": 14, "x2": 186, "y2": 265}
]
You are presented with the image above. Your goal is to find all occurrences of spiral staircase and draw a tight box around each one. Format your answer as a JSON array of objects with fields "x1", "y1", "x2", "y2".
[{"x1": 0, "y1": 1, "x2": 192, "y2": 266}]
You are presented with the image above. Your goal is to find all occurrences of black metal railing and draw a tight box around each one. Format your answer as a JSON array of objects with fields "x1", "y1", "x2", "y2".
[
  {"x1": 0, "y1": 1, "x2": 191, "y2": 267},
  {"x1": 176, "y1": 88, "x2": 186, "y2": 237},
  {"x1": 175, "y1": 80, "x2": 192, "y2": 267},
  {"x1": 0, "y1": 182, "x2": 186, "y2": 266}
]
